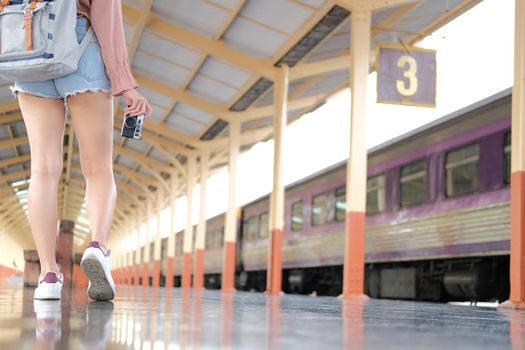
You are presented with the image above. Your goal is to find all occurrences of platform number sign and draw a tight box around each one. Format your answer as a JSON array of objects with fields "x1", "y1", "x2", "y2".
[{"x1": 377, "y1": 45, "x2": 436, "y2": 107}]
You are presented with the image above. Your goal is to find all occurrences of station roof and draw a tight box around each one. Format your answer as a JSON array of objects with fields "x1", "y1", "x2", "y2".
[{"x1": 0, "y1": 0, "x2": 481, "y2": 250}]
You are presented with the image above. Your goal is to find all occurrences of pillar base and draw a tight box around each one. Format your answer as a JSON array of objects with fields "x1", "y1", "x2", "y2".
[
  {"x1": 222, "y1": 241, "x2": 236, "y2": 292},
  {"x1": 267, "y1": 228, "x2": 283, "y2": 294},
  {"x1": 166, "y1": 257, "x2": 174, "y2": 288},
  {"x1": 194, "y1": 249, "x2": 205, "y2": 289},
  {"x1": 181, "y1": 253, "x2": 192, "y2": 288},
  {"x1": 264, "y1": 290, "x2": 285, "y2": 296},
  {"x1": 127, "y1": 267, "x2": 133, "y2": 285},
  {"x1": 134, "y1": 265, "x2": 141, "y2": 286},
  {"x1": 142, "y1": 262, "x2": 150, "y2": 287},
  {"x1": 343, "y1": 211, "x2": 366, "y2": 296},
  {"x1": 338, "y1": 293, "x2": 370, "y2": 300},
  {"x1": 499, "y1": 300, "x2": 525, "y2": 309},
  {"x1": 153, "y1": 260, "x2": 161, "y2": 287}
]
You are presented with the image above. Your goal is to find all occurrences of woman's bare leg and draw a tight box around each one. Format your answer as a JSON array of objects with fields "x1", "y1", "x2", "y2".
[
  {"x1": 67, "y1": 91, "x2": 116, "y2": 250},
  {"x1": 18, "y1": 93, "x2": 66, "y2": 276}
]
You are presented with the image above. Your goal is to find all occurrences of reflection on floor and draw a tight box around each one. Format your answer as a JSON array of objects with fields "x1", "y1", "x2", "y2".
[{"x1": 0, "y1": 284, "x2": 524, "y2": 349}]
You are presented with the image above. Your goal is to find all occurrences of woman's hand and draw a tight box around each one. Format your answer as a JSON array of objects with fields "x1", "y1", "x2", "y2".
[{"x1": 121, "y1": 88, "x2": 153, "y2": 120}]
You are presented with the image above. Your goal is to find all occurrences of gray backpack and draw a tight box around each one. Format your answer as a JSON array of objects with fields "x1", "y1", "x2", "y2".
[{"x1": 0, "y1": 0, "x2": 93, "y2": 82}]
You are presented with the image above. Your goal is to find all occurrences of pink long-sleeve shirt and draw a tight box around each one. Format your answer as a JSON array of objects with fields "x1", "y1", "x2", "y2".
[{"x1": 77, "y1": 0, "x2": 138, "y2": 96}]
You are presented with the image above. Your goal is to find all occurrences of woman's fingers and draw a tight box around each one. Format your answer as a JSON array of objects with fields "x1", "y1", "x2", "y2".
[
  {"x1": 145, "y1": 102, "x2": 152, "y2": 119},
  {"x1": 124, "y1": 99, "x2": 146, "y2": 116},
  {"x1": 120, "y1": 89, "x2": 153, "y2": 118},
  {"x1": 126, "y1": 99, "x2": 140, "y2": 112}
]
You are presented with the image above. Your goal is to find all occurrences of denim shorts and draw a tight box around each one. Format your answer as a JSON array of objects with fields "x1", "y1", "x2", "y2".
[{"x1": 10, "y1": 16, "x2": 111, "y2": 102}]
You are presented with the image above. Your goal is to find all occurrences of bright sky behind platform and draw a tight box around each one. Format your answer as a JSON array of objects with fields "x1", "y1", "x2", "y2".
[{"x1": 130, "y1": 0, "x2": 515, "y2": 246}]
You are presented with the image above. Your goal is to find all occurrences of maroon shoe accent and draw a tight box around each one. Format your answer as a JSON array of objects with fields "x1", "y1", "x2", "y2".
[
  {"x1": 40, "y1": 272, "x2": 62, "y2": 284},
  {"x1": 87, "y1": 241, "x2": 111, "y2": 257}
]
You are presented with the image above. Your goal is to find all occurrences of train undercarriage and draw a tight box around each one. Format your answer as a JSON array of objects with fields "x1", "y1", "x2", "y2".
[{"x1": 227, "y1": 256, "x2": 510, "y2": 302}]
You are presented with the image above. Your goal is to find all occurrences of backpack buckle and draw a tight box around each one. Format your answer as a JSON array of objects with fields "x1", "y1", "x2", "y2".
[{"x1": 24, "y1": 9, "x2": 33, "y2": 19}]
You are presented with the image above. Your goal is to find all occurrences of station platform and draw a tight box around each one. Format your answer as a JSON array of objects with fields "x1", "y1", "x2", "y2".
[{"x1": 0, "y1": 285, "x2": 523, "y2": 349}]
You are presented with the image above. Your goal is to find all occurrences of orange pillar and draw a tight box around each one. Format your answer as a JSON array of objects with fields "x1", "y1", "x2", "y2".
[
  {"x1": 182, "y1": 157, "x2": 196, "y2": 288},
  {"x1": 166, "y1": 172, "x2": 178, "y2": 288},
  {"x1": 153, "y1": 189, "x2": 163, "y2": 288},
  {"x1": 342, "y1": 4, "x2": 370, "y2": 299},
  {"x1": 222, "y1": 120, "x2": 240, "y2": 292},
  {"x1": 134, "y1": 245, "x2": 141, "y2": 287},
  {"x1": 127, "y1": 238, "x2": 133, "y2": 285},
  {"x1": 143, "y1": 202, "x2": 154, "y2": 287},
  {"x1": 134, "y1": 218, "x2": 142, "y2": 286},
  {"x1": 267, "y1": 65, "x2": 289, "y2": 294},
  {"x1": 194, "y1": 151, "x2": 209, "y2": 289},
  {"x1": 501, "y1": 0, "x2": 525, "y2": 309}
]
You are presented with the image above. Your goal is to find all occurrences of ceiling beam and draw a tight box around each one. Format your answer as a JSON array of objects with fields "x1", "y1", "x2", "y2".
[{"x1": 123, "y1": 4, "x2": 277, "y2": 81}]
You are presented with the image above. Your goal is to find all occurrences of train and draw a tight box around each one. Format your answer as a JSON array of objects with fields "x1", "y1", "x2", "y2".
[{"x1": 150, "y1": 88, "x2": 512, "y2": 302}]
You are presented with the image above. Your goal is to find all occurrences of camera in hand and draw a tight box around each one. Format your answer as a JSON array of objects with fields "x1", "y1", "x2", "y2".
[{"x1": 121, "y1": 114, "x2": 144, "y2": 139}]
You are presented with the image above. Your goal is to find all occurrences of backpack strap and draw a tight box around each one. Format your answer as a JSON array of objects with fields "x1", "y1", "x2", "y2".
[
  {"x1": 23, "y1": 0, "x2": 41, "y2": 51},
  {"x1": 0, "y1": 0, "x2": 10, "y2": 13}
]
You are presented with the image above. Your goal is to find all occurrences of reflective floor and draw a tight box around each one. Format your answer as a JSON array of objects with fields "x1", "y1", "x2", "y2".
[{"x1": 0, "y1": 283, "x2": 524, "y2": 349}]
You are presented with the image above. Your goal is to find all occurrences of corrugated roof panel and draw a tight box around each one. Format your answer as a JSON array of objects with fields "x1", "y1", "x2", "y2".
[
  {"x1": 125, "y1": 138, "x2": 150, "y2": 154},
  {"x1": 148, "y1": 148, "x2": 169, "y2": 164},
  {"x1": 207, "y1": 0, "x2": 241, "y2": 10},
  {"x1": 174, "y1": 104, "x2": 215, "y2": 125},
  {"x1": 133, "y1": 51, "x2": 191, "y2": 88},
  {"x1": 300, "y1": 69, "x2": 348, "y2": 97},
  {"x1": 139, "y1": 31, "x2": 202, "y2": 69},
  {"x1": 166, "y1": 112, "x2": 207, "y2": 136},
  {"x1": 113, "y1": 171, "x2": 127, "y2": 183},
  {"x1": 117, "y1": 155, "x2": 137, "y2": 170},
  {"x1": 0, "y1": 86, "x2": 13, "y2": 100},
  {"x1": 199, "y1": 57, "x2": 252, "y2": 89},
  {"x1": 241, "y1": 116, "x2": 272, "y2": 132},
  {"x1": 305, "y1": 21, "x2": 350, "y2": 63},
  {"x1": 149, "y1": 106, "x2": 167, "y2": 123},
  {"x1": 0, "y1": 125, "x2": 9, "y2": 140},
  {"x1": 10, "y1": 122, "x2": 26, "y2": 138},
  {"x1": 241, "y1": 0, "x2": 314, "y2": 35},
  {"x1": 253, "y1": 86, "x2": 274, "y2": 108},
  {"x1": 16, "y1": 144, "x2": 29, "y2": 155},
  {"x1": 153, "y1": 0, "x2": 230, "y2": 39},
  {"x1": 138, "y1": 86, "x2": 172, "y2": 109},
  {"x1": 296, "y1": 0, "x2": 328, "y2": 8},
  {"x1": 223, "y1": 17, "x2": 289, "y2": 58},
  {"x1": 189, "y1": 74, "x2": 238, "y2": 104}
]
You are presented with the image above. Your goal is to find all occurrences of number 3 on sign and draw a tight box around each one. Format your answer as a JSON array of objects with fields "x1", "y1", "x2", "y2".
[{"x1": 396, "y1": 55, "x2": 418, "y2": 96}]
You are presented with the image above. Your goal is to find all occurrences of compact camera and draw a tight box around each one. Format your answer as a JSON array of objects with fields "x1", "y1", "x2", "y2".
[{"x1": 121, "y1": 114, "x2": 144, "y2": 139}]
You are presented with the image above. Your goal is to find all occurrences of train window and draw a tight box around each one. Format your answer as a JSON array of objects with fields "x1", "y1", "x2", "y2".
[
  {"x1": 259, "y1": 213, "x2": 269, "y2": 238},
  {"x1": 400, "y1": 160, "x2": 427, "y2": 207},
  {"x1": 205, "y1": 232, "x2": 212, "y2": 249},
  {"x1": 335, "y1": 187, "x2": 346, "y2": 221},
  {"x1": 446, "y1": 144, "x2": 480, "y2": 197},
  {"x1": 291, "y1": 201, "x2": 304, "y2": 230},
  {"x1": 176, "y1": 233, "x2": 183, "y2": 255},
  {"x1": 367, "y1": 174, "x2": 386, "y2": 214},
  {"x1": 504, "y1": 132, "x2": 511, "y2": 185},
  {"x1": 312, "y1": 192, "x2": 333, "y2": 226},
  {"x1": 243, "y1": 216, "x2": 259, "y2": 241},
  {"x1": 216, "y1": 228, "x2": 224, "y2": 248}
]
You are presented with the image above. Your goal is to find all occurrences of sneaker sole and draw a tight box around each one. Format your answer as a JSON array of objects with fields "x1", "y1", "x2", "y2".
[
  {"x1": 34, "y1": 293, "x2": 61, "y2": 300},
  {"x1": 81, "y1": 257, "x2": 115, "y2": 301}
]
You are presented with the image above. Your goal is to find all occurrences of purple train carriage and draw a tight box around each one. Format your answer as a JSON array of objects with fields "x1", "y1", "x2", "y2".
[{"x1": 160, "y1": 88, "x2": 512, "y2": 302}]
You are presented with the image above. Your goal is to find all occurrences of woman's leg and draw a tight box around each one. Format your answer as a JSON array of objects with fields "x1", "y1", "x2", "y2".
[
  {"x1": 18, "y1": 93, "x2": 67, "y2": 275},
  {"x1": 67, "y1": 91, "x2": 116, "y2": 250}
]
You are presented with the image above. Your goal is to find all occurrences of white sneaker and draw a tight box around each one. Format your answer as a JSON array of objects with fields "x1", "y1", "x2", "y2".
[
  {"x1": 81, "y1": 241, "x2": 115, "y2": 301},
  {"x1": 34, "y1": 272, "x2": 63, "y2": 300}
]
